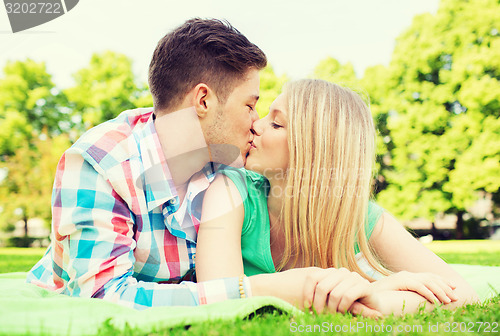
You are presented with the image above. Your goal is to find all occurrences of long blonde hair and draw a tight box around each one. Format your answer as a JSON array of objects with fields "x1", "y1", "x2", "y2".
[{"x1": 277, "y1": 79, "x2": 390, "y2": 280}]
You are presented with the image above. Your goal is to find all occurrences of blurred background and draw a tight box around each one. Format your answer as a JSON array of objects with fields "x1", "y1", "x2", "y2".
[{"x1": 0, "y1": 0, "x2": 499, "y2": 247}]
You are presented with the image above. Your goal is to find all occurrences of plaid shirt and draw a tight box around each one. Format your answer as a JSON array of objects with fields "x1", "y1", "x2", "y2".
[{"x1": 26, "y1": 108, "x2": 250, "y2": 310}]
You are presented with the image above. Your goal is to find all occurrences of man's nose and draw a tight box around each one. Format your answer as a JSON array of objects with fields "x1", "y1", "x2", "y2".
[
  {"x1": 251, "y1": 118, "x2": 263, "y2": 136},
  {"x1": 250, "y1": 108, "x2": 259, "y2": 123}
]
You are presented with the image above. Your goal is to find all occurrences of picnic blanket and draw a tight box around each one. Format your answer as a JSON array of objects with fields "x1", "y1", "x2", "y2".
[{"x1": 0, "y1": 264, "x2": 499, "y2": 336}]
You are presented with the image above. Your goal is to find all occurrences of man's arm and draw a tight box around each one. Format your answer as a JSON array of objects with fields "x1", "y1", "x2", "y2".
[{"x1": 49, "y1": 151, "x2": 246, "y2": 309}]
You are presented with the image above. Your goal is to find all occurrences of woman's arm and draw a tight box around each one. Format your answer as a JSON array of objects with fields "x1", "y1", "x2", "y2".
[
  {"x1": 368, "y1": 211, "x2": 479, "y2": 312},
  {"x1": 196, "y1": 174, "x2": 245, "y2": 281},
  {"x1": 196, "y1": 174, "x2": 381, "y2": 317}
]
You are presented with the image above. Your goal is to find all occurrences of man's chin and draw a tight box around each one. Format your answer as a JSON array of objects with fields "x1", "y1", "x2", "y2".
[
  {"x1": 243, "y1": 152, "x2": 254, "y2": 170},
  {"x1": 207, "y1": 143, "x2": 245, "y2": 168},
  {"x1": 229, "y1": 154, "x2": 245, "y2": 168}
]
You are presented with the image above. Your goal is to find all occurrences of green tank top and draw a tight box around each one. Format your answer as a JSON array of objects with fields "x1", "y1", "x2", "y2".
[{"x1": 219, "y1": 168, "x2": 384, "y2": 276}]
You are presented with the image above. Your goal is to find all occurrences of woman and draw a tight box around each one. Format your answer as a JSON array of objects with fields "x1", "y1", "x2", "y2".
[{"x1": 196, "y1": 79, "x2": 477, "y2": 315}]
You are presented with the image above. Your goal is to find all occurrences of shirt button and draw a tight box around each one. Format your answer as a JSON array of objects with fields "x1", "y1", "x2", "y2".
[{"x1": 170, "y1": 198, "x2": 177, "y2": 205}]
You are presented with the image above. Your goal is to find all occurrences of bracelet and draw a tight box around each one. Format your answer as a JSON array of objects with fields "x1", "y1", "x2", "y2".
[{"x1": 239, "y1": 274, "x2": 246, "y2": 298}]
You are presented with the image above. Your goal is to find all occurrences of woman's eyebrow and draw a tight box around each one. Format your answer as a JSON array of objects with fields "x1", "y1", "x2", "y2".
[{"x1": 272, "y1": 109, "x2": 285, "y2": 119}]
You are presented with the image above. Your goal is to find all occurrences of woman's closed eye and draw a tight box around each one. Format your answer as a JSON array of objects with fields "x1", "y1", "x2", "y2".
[{"x1": 271, "y1": 122, "x2": 283, "y2": 129}]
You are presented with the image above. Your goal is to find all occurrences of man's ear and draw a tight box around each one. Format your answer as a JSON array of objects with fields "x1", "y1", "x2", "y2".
[{"x1": 192, "y1": 83, "x2": 217, "y2": 119}]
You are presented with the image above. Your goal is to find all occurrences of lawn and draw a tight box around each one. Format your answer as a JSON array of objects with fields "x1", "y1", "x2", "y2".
[
  {"x1": 427, "y1": 240, "x2": 500, "y2": 266},
  {"x1": 1, "y1": 240, "x2": 499, "y2": 336},
  {"x1": 1, "y1": 240, "x2": 498, "y2": 274},
  {"x1": 0, "y1": 247, "x2": 46, "y2": 273}
]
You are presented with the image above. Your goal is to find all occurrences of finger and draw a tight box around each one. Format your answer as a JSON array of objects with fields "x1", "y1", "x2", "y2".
[
  {"x1": 423, "y1": 279, "x2": 452, "y2": 304},
  {"x1": 349, "y1": 302, "x2": 382, "y2": 319},
  {"x1": 444, "y1": 277, "x2": 457, "y2": 290},
  {"x1": 327, "y1": 274, "x2": 366, "y2": 313},
  {"x1": 302, "y1": 269, "x2": 326, "y2": 311},
  {"x1": 427, "y1": 274, "x2": 458, "y2": 302},
  {"x1": 302, "y1": 275, "x2": 319, "y2": 311},
  {"x1": 448, "y1": 289, "x2": 459, "y2": 302},
  {"x1": 337, "y1": 282, "x2": 371, "y2": 314},
  {"x1": 313, "y1": 273, "x2": 344, "y2": 313},
  {"x1": 427, "y1": 272, "x2": 457, "y2": 290},
  {"x1": 405, "y1": 279, "x2": 440, "y2": 303}
]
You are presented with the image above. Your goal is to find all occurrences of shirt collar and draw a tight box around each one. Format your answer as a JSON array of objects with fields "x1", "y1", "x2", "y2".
[{"x1": 138, "y1": 112, "x2": 178, "y2": 211}]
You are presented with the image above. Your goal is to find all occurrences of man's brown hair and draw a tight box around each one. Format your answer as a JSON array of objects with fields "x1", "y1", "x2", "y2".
[{"x1": 149, "y1": 18, "x2": 267, "y2": 112}]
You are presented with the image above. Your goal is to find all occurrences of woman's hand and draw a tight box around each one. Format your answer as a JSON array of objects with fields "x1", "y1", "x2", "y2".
[
  {"x1": 347, "y1": 271, "x2": 459, "y2": 317},
  {"x1": 250, "y1": 267, "x2": 380, "y2": 318},
  {"x1": 370, "y1": 271, "x2": 458, "y2": 304},
  {"x1": 369, "y1": 212, "x2": 478, "y2": 308},
  {"x1": 302, "y1": 267, "x2": 382, "y2": 318}
]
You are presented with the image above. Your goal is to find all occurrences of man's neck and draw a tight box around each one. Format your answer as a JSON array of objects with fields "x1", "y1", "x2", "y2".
[{"x1": 154, "y1": 107, "x2": 210, "y2": 200}]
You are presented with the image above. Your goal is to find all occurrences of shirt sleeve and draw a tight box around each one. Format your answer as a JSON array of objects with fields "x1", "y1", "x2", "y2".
[
  {"x1": 366, "y1": 201, "x2": 385, "y2": 239},
  {"x1": 218, "y1": 168, "x2": 251, "y2": 235},
  {"x1": 46, "y1": 150, "x2": 248, "y2": 310},
  {"x1": 353, "y1": 201, "x2": 385, "y2": 254}
]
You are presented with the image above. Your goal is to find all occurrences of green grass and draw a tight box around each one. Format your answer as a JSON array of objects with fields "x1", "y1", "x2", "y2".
[
  {"x1": 1, "y1": 241, "x2": 499, "y2": 335},
  {"x1": 95, "y1": 296, "x2": 500, "y2": 336},
  {"x1": 99, "y1": 240, "x2": 500, "y2": 335},
  {"x1": 0, "y1": 247, "x2": 46, "y2": 273},
  {"x1": 427, "y1": 240, "x2": 500, "y2": 266}
]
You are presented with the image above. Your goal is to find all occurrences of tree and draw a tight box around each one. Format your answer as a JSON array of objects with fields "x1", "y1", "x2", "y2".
[
  {"x1": 0, "y1": 59, "x2": 70, "y2": 156},
  {"x1": 0, "y1": 134, "x2": 71, "y2": 235},
  {"x1": 0, "y1": 111, "x2": 32, "y2": 159},
  {"x1": 0, "y1": 59, "x2": 75, "y2": 240},
  {"x1": 256, "y1": 66, "x2": 288, "y2": 118},
  {"x1": 65, "y1": 51, "x2": 144, "y2": 129},
  {"x1": 374, "y1": 0, "x2": 500, "y2": 237},
  {"x1": 361, "y1": 65, "x2": 397, "y2": 193},
  {"x1": 313, "y1": 57, "x2": 359, "y2": 89}
]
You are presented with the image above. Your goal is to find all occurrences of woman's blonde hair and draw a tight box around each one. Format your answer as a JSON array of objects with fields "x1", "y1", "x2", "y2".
[{"x1": 277, "y1": 79, "x2": 390, "y2": 280}]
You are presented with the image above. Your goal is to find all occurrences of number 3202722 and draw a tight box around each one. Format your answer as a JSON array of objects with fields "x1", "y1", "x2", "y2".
[
  {"x1": 443, "y1": 322, "x2": 498, "y2": 333},
  {"x1": 5, "y1": 2, "x2": 62, "y2": 14}
]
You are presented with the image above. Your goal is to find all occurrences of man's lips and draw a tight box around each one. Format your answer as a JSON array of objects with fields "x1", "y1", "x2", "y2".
[{"x1": 245, "y1": 141, "x2": 256, "y2": 159}]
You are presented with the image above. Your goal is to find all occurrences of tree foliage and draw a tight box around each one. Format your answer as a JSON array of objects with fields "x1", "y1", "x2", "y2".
[
  {"x1": 0, "y1": 134, "x2": 71, "y2": 233},
  {"x1": 65, "y1": 51, "x2": 145, "y2": 129},
  {"x1": 256, "y1": 66, "x2": 288, "y2": 118},
  {"x1": 313, "y1": 57, "x2": 359, "y2": 88},
  {"x1": 0, "y1": 53, "x2": 149, "y2": 233},
  {"x1": 0, "y1": 60, "x2": 69, "y2": 157},
  {"x1": 374, "y1": 0, "x2": 500, "y2": 234}
]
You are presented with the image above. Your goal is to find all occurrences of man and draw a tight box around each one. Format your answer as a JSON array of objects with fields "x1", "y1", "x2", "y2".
[{"x1": 27, "y1": 18, "x2": 266, "y2": 309}]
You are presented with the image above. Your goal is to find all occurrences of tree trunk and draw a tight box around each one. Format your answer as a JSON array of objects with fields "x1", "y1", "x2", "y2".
[
  {"x1": 23, "y1": 214, "x2": 28, "y2": 237},
  {"x1": 455, "y1": 211, "x2": 464, "y2": 239}
]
